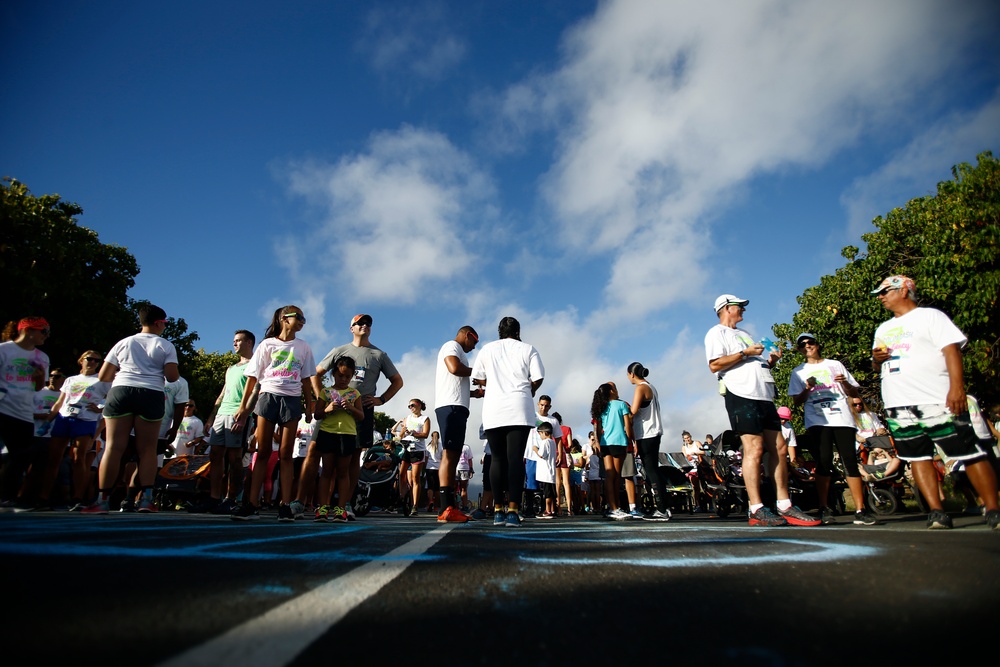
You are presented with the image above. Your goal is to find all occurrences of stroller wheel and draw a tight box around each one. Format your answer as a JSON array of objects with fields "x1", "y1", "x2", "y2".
[{"x1": 869, "y1": 488, "x2": 898, "y2": 515}]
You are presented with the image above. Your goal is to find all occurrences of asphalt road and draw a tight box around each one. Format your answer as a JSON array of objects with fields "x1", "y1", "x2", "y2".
[{"x1": 2, "y1": 507, "x2": 996, "y2": 666}]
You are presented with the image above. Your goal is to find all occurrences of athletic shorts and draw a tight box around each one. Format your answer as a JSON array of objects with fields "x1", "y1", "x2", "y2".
[
  {"x1": 313, "y1": 430, "x2": 357, "y2": 457},
  {"x1": 255, "y1": 392, "x2": 302, "y2": 425},
  {"x1": 402, "y1": 448, "x2": 426, "y2": 465},
  {"x1": 209, "y1": 414, "x2": 248, "y2": 449},
  {"x1": 103, "y1": 386, "x2": 165, "y2": 421},
  {"x1": 621, "y1": 452, "x2": 637, "y2": 477},
  {"x1": 570, "y1": 470, "x2": 584, "y2": 486},
  {"x1": 457, "y1": 469, "x2": 471, "y2": 481},
  {"x1": 723, "y1": 392, "x2": 781, "y2": 434},
  {"x1": 885, "y1": 404, "x2": 986, "y2": 463},
  {"x1": 524, "y1": 459, "x2": 538, "y2": 489},
  {"x1": 50, "y1": 415, "x2": 100, "y2": 439},
  {"x1": 539, "y1": 481, "x2": 555, "y2": 499},
  {"x1": 602, "y1": 445, "x2": 627, "y2": 459},
  {"x1": 435, "y1": 405, "x2": 469, "y2": 454}
]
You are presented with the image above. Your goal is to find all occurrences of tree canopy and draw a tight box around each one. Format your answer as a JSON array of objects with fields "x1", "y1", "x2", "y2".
[{"x1": 771, "y1": 151, "x2": 999, "y2": 421}]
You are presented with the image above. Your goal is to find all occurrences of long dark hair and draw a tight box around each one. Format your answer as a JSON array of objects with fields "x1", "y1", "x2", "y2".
[
  {"x1": 590, "y1": 383, "x2": 613, "y2": 422},
  {"x1": 627, "y1": 361, "x2": 649, "y2": 379},
  {"x1": 264, "y1": 305, "x2": 303, "y2": 339}
]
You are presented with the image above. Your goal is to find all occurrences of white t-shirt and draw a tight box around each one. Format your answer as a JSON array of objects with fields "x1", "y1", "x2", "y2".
[
  {"x1": 34, "y1": 387, "x2": 61, "y2": 436},
  {"x1": 159, "y1": 378, "x2": 190, "y2": 439},
  {"x1": 874, "y1": 307, "x2": 966, "y2": 408},
  {"x1": 171, "y1": 416, "x2": 204, "y2": 457},
  {"x1": 526, "y1": 412, "x2": 561, "y2": 461},
  {"x1": 704, "y1": 324, "x2": 775, "y2": 400},
  {"x1": 471, "y1": 338, "x2": 545, "y2": 430},
  {"x1": 401, "y1": 413, "x2": 428, "y2": 453},
  {"x1": 532, "y1": 437, "x2": 555, "y2": 483},
  {"x1": 425, "y1": 443, "x2": 442, "y2": 470},
  {"x1": 105, "y1": 333, "x2": 177, "y2": 391},
  {"x1": 294, "y1": 415, "x2": 314, "y2": 458},
  {"x1": 57, "y1": 374, "x2": 107, "y2": 422},
  {"x1": 780, "y1": 422, "x2": 798, "y2": 449},
  {"x1": 435, "y1": 339, "x2": 471, "y2": 409},
  {"x1": 787, "y1": 359, "x2": 860, "y2": 429},
  {"x1": 0, "y1": 341, "x2": 50, "y2": 423},
  {"x1": 245, "y1": 337, "x2": 316, "y2": 397},
  {"x1": 457, "y1": 444, "x2": 473, "y2": 472}
]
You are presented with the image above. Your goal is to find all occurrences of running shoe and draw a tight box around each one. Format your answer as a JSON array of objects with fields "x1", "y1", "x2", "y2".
[
  {"x1": 819, "y1": 507, "x2": 837, "y2": 525},
  {"x1": 313, "y1": 505, "x2": 329, "y2": 522},
  {"x1": 493, "y1": 510, "x2": 507, "y2": 526},
  {"x1": 409, "y1": 506, "x2": 420, "y2": 517},
  {"x1": 344, "y1": 503, "x2": 356, "y2": 521},
  {"x1": 470, "y1": 508, "x2": 487, "y2": 520},
  {"x1": 643, "y1": 509, "x2": 671, "y2": 522},
  {"x1": 438, "y1": 506, "x2": 469, "y2": 523},
  {"x1": 926, "y1": 509, "x2": 953, "y2": 530},
  {"x1": 610, "y1": 508, "x2": 631, "y2": 520},
  {"x1": 81, "y1": 499, "x2": 110, "y2": 515},
  {"x1": 212, "y1": 498, "x2": 236, "y2": 515},
  {"x1": 137, "y1": 497, "x2": 158, "y2": 513},
  {"x1": 290, "y1": 500, "x2": 305, "y2": 519},
  {"x1": 748, "y1": 507, "x2": 788, "y2": 527},
  {"x1": 777, "y1": 505, "x2": 821, "y2": 526},
  {"x1": 985, "y1": 509, "x2": 999, "y2": 530},
  {"x1": 278, "y1": 504, "x2": 294, "y2": 522},
  {"x1": 628, "y1": 509, "x2": 643, "y2": 519},
  {"x1": 119, "y1": 498, "x2": 136, "y2": 513},
  {"x1": 854, "y1": 510, "x2": 878, "y2": 526},
  {"x1": 331, "y1": 506, "x2": 349, "y2": 523},
  {"x1": 537, "y1": 512, "x2": 554, "y2": 520},
  {"x1": 505, "y1": 511, "x2": 522, "y2": 527},
  {"x1": 231, "y1": 502, "x2": 260, "y2": 521},
  {"x1": 68, "y1": 502, "x2": 85, "y2": 512}
]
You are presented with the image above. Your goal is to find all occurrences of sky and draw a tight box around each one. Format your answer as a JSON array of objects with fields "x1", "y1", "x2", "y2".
[{"x1": 5, "y1": 0, "x2": 1000, "y2": 457}]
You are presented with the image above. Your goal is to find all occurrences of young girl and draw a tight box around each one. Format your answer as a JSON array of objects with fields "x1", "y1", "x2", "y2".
[
  {"x1": 46, "y1": 350, "x2": 107, "y2": 510},
  {"x1": 398, "y1": 398, "x2": 430, "y2": 516},
  {"x1": 311, "y1": 356, "x2": 363, "y2": 523},
  {"x1": 585, "y1": 431, "x2": 603, "y2": 514},
  {"x1": 232, "y1": 305, "x2": 317, "y2": 521},
  {"x1": 591, "y1": 382, "x2": 633, "y2": 520},
  {"x1": 0, "y1": 317, "x2": 51, "y2": 507},
  {"x1": 425, "y1": 431, "x2": 442, "y2": 512}
]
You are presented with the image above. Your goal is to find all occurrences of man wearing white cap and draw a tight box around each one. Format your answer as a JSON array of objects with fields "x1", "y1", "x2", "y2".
[
  {"x1": 704, "y1": 294, "x2": 820, "y2": 527},
  {"x1": 871, "y1": 275, "x2": 999, "y2": 530}
]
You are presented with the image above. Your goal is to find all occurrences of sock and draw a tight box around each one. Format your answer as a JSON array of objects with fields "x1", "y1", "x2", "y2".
[
  {"x1": 776, "y1": 498, "x2": 792, "y2": 511},
  {"x1": 629, "y1": 503, "x2": 636, "y2": 511},
  {"x1": 749, "y1": 502, "x2": 764, "y2": 515}
]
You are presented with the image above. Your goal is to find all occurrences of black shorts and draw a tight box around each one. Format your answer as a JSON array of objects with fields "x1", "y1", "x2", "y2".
[
  {"x1": 313, "y1": 430, "x2": 357, "y2": 457},
  {"x1": 435, "y1": 405, "x2": 470, "y2": 453},
  {"x1": 103, "y1": 386, "x2": 165, "y2": 422},
  {"x1": 402, "y1": 449, "x2": 426, "y2": 465},
  {"x1": 539, "y1": 481, "x2": 555, "y2": 499},
  {"x1": 723, "y1": 392, "x2": 781, "y2": 434}
]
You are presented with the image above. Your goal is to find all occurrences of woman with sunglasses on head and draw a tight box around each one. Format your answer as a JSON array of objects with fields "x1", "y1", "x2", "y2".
[
  {"x1": 232, "y1": 305, "x2": 317, "y2": 522},
  {"x1": 44, "y1": 351, "x2": 108, "y2": 511},
  {"x1": 0, "y1": 317, "x2": 51, "y2": 508},
  {"x1": 787, "y1": 332, "x2": 875, "y2": 526},
  {"x1": 398, "y1": 398, "x2": 430, "y2": 516}
]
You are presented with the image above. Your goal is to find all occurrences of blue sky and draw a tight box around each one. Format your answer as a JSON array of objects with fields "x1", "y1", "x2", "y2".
[{"x1": 5, "y1": 0, "x2": 1000, "y2": 451}]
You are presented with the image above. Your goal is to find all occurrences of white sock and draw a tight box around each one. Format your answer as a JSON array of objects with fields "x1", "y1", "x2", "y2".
[{"x1": 776, "y1": 498, "x2": 792, "y2": 511}]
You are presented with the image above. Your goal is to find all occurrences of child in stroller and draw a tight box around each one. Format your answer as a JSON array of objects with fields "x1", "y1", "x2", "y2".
[{"x1": 352, "y1": 439, "x2": 403, "y2": 516}]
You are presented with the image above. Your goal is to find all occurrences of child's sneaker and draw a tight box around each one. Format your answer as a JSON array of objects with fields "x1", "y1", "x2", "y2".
[
  {"x1": 81, "y1": 499, "x2": 110, "y2": 515},
  {"x1": 231, "y1": 502, "x2": 260, "y2": 521},
  {"x1": 331, "y1": 506, "x2": 349, "y2": 523},
  {"x1": 313, "y1": 505, "x2": 329, "y2": 522},
  {"x1": 137, "y1": 497, "x2": 158, "y2": 513}
]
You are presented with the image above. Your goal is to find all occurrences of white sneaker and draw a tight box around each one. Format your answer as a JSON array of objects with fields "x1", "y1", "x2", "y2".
[
  {"x1": 610, "y1": 508, "x2": 630, "y2": 520},
  {"x1": 344, "y1": 503, "x2": 356, "y2": 521},
  {"x1": 289, "y1": 500, "x2": 305, "y2": 519},
  {"x1": 643, "y1": 509, "x2": 671, "y2": 522}
]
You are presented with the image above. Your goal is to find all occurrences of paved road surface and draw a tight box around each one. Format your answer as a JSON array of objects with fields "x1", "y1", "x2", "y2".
[{"x1": 2, "y1": 508, "x2": 996, "y2": 666}]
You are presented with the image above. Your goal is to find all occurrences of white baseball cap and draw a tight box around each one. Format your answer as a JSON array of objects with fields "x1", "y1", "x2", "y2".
[{"x1": 714, "y1": 294, "x2": 749, "y2": 313}]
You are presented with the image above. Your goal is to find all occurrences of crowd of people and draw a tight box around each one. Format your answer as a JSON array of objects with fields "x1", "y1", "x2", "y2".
[{"x1": 2, "y1": 273, "x2": 998, "y2": 531}]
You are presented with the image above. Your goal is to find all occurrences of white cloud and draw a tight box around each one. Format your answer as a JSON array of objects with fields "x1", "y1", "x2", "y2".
[{"x1": 358, "y1": 3, "x2": 466, "y2": 82}]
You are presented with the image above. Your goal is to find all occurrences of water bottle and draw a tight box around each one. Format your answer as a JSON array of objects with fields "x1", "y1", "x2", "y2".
[{"x1": 759, "y1": 337, "x2": 779, "y2": 354}]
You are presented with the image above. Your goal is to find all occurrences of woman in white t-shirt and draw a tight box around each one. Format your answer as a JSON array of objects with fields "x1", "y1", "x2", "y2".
[
  {"x1": 47, "y1": 350, "x2": 108, "y2": 510},
  {"x1": 788, "y1": 332, "x2": 871, "y2": 526},
  {"x1": 398, "y1": 398, "x2": 430, "y2": 516}
]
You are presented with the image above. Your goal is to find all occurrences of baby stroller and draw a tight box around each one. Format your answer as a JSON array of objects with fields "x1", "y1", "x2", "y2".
[
  {"x1": 694, "y1": 431, "x2": 747, "y2": 517},
  {"x1": 644, "y1": 452, "x2": 695, "y2": 514},
  {"x1": 154, "y1": 454, "x2": 211, "y2": 510},
  {"x1": 857, "y1": 436, "x2": 915, "y2": 516},
  {"x1": 352, "y1": 445, "x2": 403, "y2": 517}
]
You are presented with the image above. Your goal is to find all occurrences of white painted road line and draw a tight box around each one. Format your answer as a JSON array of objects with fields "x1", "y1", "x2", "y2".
[{"x1": 157, "y1": 524, "x2": 457, "y2": 667}]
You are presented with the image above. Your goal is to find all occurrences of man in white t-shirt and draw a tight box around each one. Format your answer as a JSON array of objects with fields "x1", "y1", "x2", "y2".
[
  {"x1": 170, "y1": 401, "x2": 205, "y2": 458},
  {"x1": 704, "y1": 293, "x2": 819, "y2": 528},
  {"x1": 433, "y1": 326, "x2": 482, "y2": 523},
  {"x1": 870, "y1": 274, "x2": 999, "y2": 530}
]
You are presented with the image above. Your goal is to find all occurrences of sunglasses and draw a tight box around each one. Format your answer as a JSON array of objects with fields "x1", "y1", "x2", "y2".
[
  {"x1": 284, "y1": 313, "x2": 306, "y2": 323},
  {"x1": 408, "y1": 403, "x2": 419, "y2": 409},
  {"x1": 467, "y1": 331, "x2": 479, "y2": 343},
  {"x1": 352, "y1": 320, "x2": 371, "y2": 327},
  {"x1": 50, "y1": 374, "x2": 64, "y2": 379},
  {"x1": 797, "y1": 340, "x2": 817, "y2": 348},
  {"x1": 875, "y1": 287, "x2": 899, "y2": 296},
  {"x1": 85, "y1": 357, "x2": 102, "y2": 363}
]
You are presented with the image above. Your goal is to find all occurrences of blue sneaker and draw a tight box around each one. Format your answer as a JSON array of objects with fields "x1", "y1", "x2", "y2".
[
  {"x1": 494, "y1": 511, "x2": 506, "y2": 526},
  {"x1": 505, "y1": 511, "x2": 522, "y2": 527}
]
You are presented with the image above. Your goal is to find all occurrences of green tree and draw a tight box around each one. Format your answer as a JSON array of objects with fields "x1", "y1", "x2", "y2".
[
  {"x1": 183, "y1": 349, "x2": 239, "y2": 423},
  {"x1": 771, "y1": 151, "x2": 1000, "y2": 419},
  {"x1": 374, "y1": 412, "x2": 396, "y2": 438},
  {"x1": 1, "y1": 178, "x2": 139, "y2": 370}
]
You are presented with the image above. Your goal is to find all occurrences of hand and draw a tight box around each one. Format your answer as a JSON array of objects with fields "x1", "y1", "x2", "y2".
[{"x1": 872, "y1": 347, "x2": 892, "y2": 364}]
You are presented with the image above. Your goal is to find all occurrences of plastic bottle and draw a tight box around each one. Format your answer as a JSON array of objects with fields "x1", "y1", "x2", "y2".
[{"x1": 759, "y1": 337, "x2": 779, "y2": 354}]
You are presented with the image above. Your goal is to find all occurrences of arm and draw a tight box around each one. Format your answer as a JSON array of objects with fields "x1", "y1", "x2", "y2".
[
  {"x1": 530, "y1": 378, "x2": 543, "y2": 397},
  {"x1": 629, "y1": 384, "x2": 648, "y2": 418},
  {"x1": 373, "y1": 373, "x2": 403, "y2": 408},
  {"x1": 98, "y1": 361, "x2": 118, "y2": 384},
  {"x1": 234, "y1": 376, "x2": 259, "y2": 427},
  {"x1": 47, "y1": 392, "x2": 67, "y2": 420},
  {"x1": 205, "y1": 385, "x2": 226, "y2": 429},
  {"x1": 941, "y1": 343, "x2": 967, "y2": 416},
  {"x1": 164, "y1": 362, "x2": 180, "y2": 383},
  {"x1": 708, "y1": 342, "x2": 765, "y2": 374}
]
